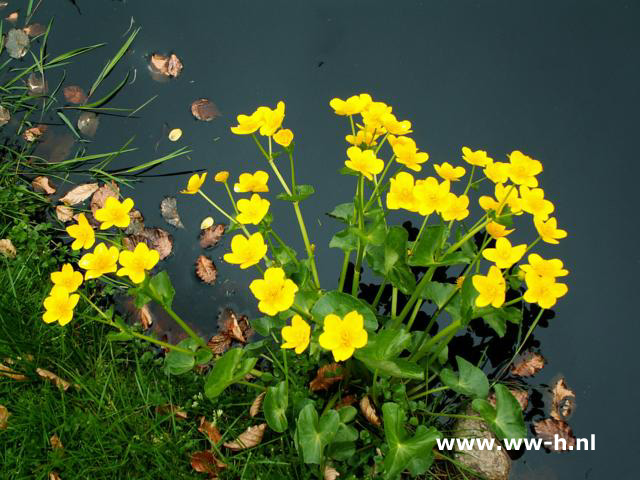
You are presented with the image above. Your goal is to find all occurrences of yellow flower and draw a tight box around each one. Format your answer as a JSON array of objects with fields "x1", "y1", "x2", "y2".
[
  {"x1": 273, "y1": 128, "x2": 294, "y2": 147},
  {"x1": 281, "y1": 315, "x2": 311, "y2": 354},
  {"x1": 472, "y1": 266, "x2": 506, "y2": 308},
  {"x1": 94, "y1": 197, "x2": 133, "y2": 230},
  {"x1": 523, "y1": 272, "x2": 568, "y2": 309},
  {"x1": 236, "y1": 194, "x2": 270, "y2": 225},
  {"x1": 214, "y1": 171, "x2": 229, "y2": 183},
  {"x1": 66, "y1": 213, "x2": 95, "y2": 250},
  {"x1": 507, "y1": 150, "x2": 542, "y2": 187},
  {"x1": 478, "y1": 184, "x2": 522, "y2": 214},
  {"x1": 441, "y1": 193, "x2": 470, "y2": 221},
  {"x1": 223, "y1": 232, "x2": 268, "y2": 269},
  {"x1": 482, "y1": 237, "x2": 527, "y2": 269},
  {"x1": 230, "y1": 107, "x2": 266, "y2": 135},
  {"x1": 486, "y1": 221, "x2": 514, "y2": 239},
  {"x1": 534, "y1": 216, "x2": 567, "y2": 244},
  {"x1": 520, "y1": 253, "x2": 569, "y2": 279},
  {"x1": 462, "y1": 146, "x2": 492, "y2": 167},
  {"x1": 389, "y1": 136, "x2": 428, "y2": 172},
  {"x1": 414, "y1": 177, "x2": 450, "y2": 216},
  {"x1": 78, "y1": 243, "x2": 120, "y2": 280},
  {"x1": 519, "y1": 186, "x2": 554, "y2": 220},
  {"x1": 345, "y1": 126, "x2": 383, "y2": 146},
  {"x1": 386, "y1": 172, "x2": 418, "y2": 212},
  {"x1": 50, "y1": 263, "x2": 83, "y2": 293},
  {"x1": 434, "y1": 162, "x2": 466, "y2": 182},
  {"x1": 344, "y1": 146, "x2": 384, "y2": 180},
  {"x1": 234, "y1": 171, "x2": 269, "y2": 193},
  {"x1": 484, "y1": 161, "x2": 510, "y2": 184},
  {"x1": 318, "y1": 310, "x2": 368, "y2": 362},
  {"x1": 259, "y1": 101, "x2": 286, "y2": 136},
  {"x1": 249, "y1": 267, "x2": 299, "y2": 316},
  {"x1": 362, "y1": 101, "x2": 392, "y2": 129},
  {"x1": 380, "y1": 113, "x2": 412, "y2": 135},
  {"x1": 117, "y1": 243, "x2": 160, "y2": 284},
  {"x1": 181, "y1": 173, "x2": 207, "y2": 195},
  {"x1": 329, "y1": 93, "x2": 372, "y2": 116},
  {"x1": 43, "y1": 286, "x2": 79, "y2": 326}
]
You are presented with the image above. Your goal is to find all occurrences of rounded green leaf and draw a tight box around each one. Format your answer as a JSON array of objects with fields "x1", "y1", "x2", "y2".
[
  {"x1": 439, "y1": 355, "x2": 489, "y2": 399},
  {"x1": 310, "y1": 290, "x2": 378, "y2": 331},
  {"x1": 204, "y1": 348, "x2": 258, "y2": 398},
  {"x1": 264, "y1": 381, "x2": 288, "y2": 433}
]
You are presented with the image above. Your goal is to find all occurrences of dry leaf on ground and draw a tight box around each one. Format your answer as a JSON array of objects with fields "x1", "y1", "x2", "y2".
[
  {"x1": 0, "y1": 239, "x2": 17, "y2": 258},
  {"x1": 0, "y1": 405, "x2": 9, "y2": 430},
  {"x1": 324, "y1": 466, "x2": 340, "y2": 480},
  {"x1": 55, "y1": 205, "x2": 74, "y2": 223},
  {"x1": 550, "y1": 377, "x2": 575, "y2": 421},
  {"x1": 199, "y1": 224, "x2": 225, "y2": 249},
  {"x1": 48, "y1": 472, "x2": 61, "y2": 480},
  {"x1": 32, "y1": 176, "x2": 56, "y2": 194},
  {"x1": 198, "y1": 416, "x2": 222, "y2": 444},
  {"x1": 223, "y1": 423, "x2": 267, "y2": 451},
  {"x1": 50, "y1": 434, "x2": 63, "y2": 450},
  {"x1": 137, "y1": 304, "x2": 153, "y2": 329},
  {"x1": 60, "y1": 183, "x2": 99, "y2": 206},
  {"x1": 190, "y1": 451, "x2": 226, "y2": 477},
  {"x1": 36, "y1": 368, "x2": 71, "y2": 391},
  {"x1": 160, "y1": 197, "x2": 184, "y2": 228},
  {"x1": 533, "y1": 418, "x2": 576, "y2": 452},
  {"x1": 510, "y1": 351, "x2": 545, "y2": 377},
  {"x1": 90, "y1": 182, "x2": 119, "y2": 213},
  {"x1": 335, "y1": 395, "x2": 357, "y2": 410},
  {"x1": 23, "y1": 125, "x2": 47, "y2": 142},
  {"x1": 77, "y1": 112, "x2": 99, "y2": 137},
  {"x1": 149, "y1": 53, "x2": 183, "y2": 78},
  {"x1": 155, "y1": 404, "x2": 188, "y2": 420},
  {"x1": 6, "y1": 29, "x2": 29, "y2": 59},
  {"x1": 219, "y1": 309, "x2": 251, "y2": 343},
  {"x1": 360, "y1": 396, "x2": 381, "y2": 427},
  {"x1": 249, "y1": 392, "x2": 266, "y2": 417},
  {"x1": 191, "y1": 99, "x2": 220, "y2": 122},
  {"x1": 310, "y1": 363, "x2": 344, "y2": 391},
  {"x1": 63, "y1": 85, "x2": 87, "y2": 104}
]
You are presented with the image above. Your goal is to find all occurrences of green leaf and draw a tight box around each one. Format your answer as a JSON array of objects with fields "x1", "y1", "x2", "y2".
[
  {"x1": 195, "y1": 348, "x2": 213, "y2": 365},
  {"x1": 445, "y1": 275, "x2": 476, "y2": 326},
  {"x1": 355, "y1": 329, "x2": 423, "y2": 380},
  {"x1": 327, "y1": 202, "x2": 354, "y2": 223},
  {"x1": 433, "y1": 250, "x2": 474, "y2": 266},
  {"x1": 251, "y1": 316, "x2": 277, "y2": 337},
  {"x1": 439, "y1": 356, "x2": 489, "y2": 399},
  {"x1": 476, "y1": 306, "x2": 522, "y2": 337},
  {"x1": 164, "y1": 338, "x2": 198, "y2": 375},
  {"x1": 472, "y1": 384, "x2": 526, "y2": 441},
  {"x1": 276, "y1": 184, "x2": 314, "y2": 202},
  {"x1": 148, "y1": 271, "x2": 175, "y2": 307},
  {"x1": 408, "y1": 226, "x2": 447, "y2": 267},
  {"x1": 204, "y1": 348, "x2": 258, "y2": 398},
  {"x1": 264, "y1": 381, "x2": 288, "y2": 432},
  {"x1": 337, "y1": 406, "x2": 357, "y2": 424},
  {"x1": 329, "y1": 227, "x2": 358, "y2": 252},
  {"x1": 295, "y1": 404, "x2": 340, "y2": 464},
  {"x1": 310, "y1": 291, "x2": 378, "y2": 331},
  {"x1": 365, "y1": 226, "x2": 416, "y2": 295},
  {"x1": 381, "y1": 403, "x2": 441, "y2": 479},
  {"x1": 106, "y1": 331, "x2": 133, "y2": 342},
  {"x1": 327, "y1": 423, "x2": 358, "y2": 460},
  {"x1": 420, "y1": 282, "x2": 456, "y2": 309}
]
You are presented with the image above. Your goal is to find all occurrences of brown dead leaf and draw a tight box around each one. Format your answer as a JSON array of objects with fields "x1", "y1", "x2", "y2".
[
  {"x1": 249, "y1": 392, "x2": 266, "y2": 418},
  {"x1": 191, "y1": 99, "x2": 220, "y2": 122},
  {"x1": 0, "y1": 405, "x2": 9, "y2": 430},
  {"x1": 60, "y1": 183, "x2": 99, "y2": 206},
  {"x1": 0, "y1": 105, "x2": 10, "y2": 126},
  {"x1": 0, "y1": 239, "x2": 17, "y2": 259},
  {"x1": 36, "y1": 368, "x2": 71, "y2": 391},
  {"x1": 77, "y1": 112, "x2": 99, "y2": 137},
  {"x1": 489, "y1": 388, "x2": 528, "y2": 412},
  {"x1": 310, "y1": 363, "x2": 344, "y2": 391},
  {"x1": 207, "y1": 334, "x2": 232, "y2": 356},
  {"x1": 55, "y1": 205, "x2": 74, "y2": 223},
  {"x1": 0, "y1": 362, "x2": 26, "y2": 380},
  {"x1": 49, "y1": 472, "x2": 61, "y2": 480},
  {"x1": 335, "y1": 394, "x2": 357, "y2": 410},
  {"x1": 138, "y1": 304, "x2": 153, "y2": 329},
  {"x1": 0, "y1": 3, "x2": 9, "y2": 10},
  {"x1": 324, "y1": 466, "x2": 340, "y2": 480},
  {"x1": 190, "y1": 451, "x2": 226, "y2": 477},
  {"x1": 5, "y1": 11, "x2": 17, "y2": 22},
  {"x1": 359, "y1": 396, "x2": 381, "y2": 427},
  {"x1": 50, "y1": 434, "x2": 63, "y2": 450},
  {"x1": 125, "y1": 209, "x2": 145, "y2": 235},
  {"x1": 23, "y1": 23, "x2": 46, "y2": 37},
  {"x1": 198, "y1": 416, "x2": 222, "y2": 444},
  {"x1": 550, "y1": 377, "x2": 575, "y2": 421},
  {"x1": 219, "y1": 309, "x2": 245, "y2": 343},
  {"x1": 23, "y1": 124, "x2": 47, "y2": 142},
  {"x1": 223, "y1": 423, "x2": 267, "y2": 451},
  {"x1": 199, "y1": 224, "x2": 225, "y2": 249},
  {"x1": 510, "y1": 351, "x2": 545, "y2": 377},
  {"x1": 533, "y1": 418, "x2": 576, "y2": 452},
  {"x1": 149, "y1": 53, "x2": 183, "y2": 78},
  {"x1": 160, "y1": 196, "x2": 184, "y2": 228},
  {"x1": 32, "y1": 176, "x2": 56, "y2": 194},
  {"x1": 63, "y1": 85, "x2": 87, "y2": 105},
  {"x1": 90, "y1": 182, "x2": 119, "y2": 213},
  {"x1": 155, "y1": 404, "x2": 188, "y2": 420},
  {"x1": 123, "y1": 227, "x2": 173, "y2": 260}
]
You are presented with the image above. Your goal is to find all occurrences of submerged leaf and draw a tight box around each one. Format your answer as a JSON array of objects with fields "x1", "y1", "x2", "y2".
[
  {"x1": 23, "y1": 23, "x2": 46, "y2": 37},
  {"x1": 207, "y1": 334, "x2": 232, "y2": 356},
  {"x1": 0, "y1": 405, "x2": 9, "y2": 430},
  {"x1": 60, "y1": 183, "x2": 99, "y2": 206},
  {"x1": 223, "y1": 423, "x2": 266, "y2": 451},
  {"x1": 511, "y1": 351, "x2": 545, "y2": 377},
  {"x1": 550, "y1": 377, "x2": 575, "y2": 421},
  {"x1": 533, "y1": 418, "x2": 576, "y2": 452},
  {"x1": 63, "y1": 85, "x2": 87, "y2": 104},
  {"x1": 6, "y1": 29, "x2": 29, "y2": 59},
  {"x1": 310, "y1": 363, "x2": 344, "y2": 391},
  {"x1": 27, "y1": 72, "x2": 47, "y2": 95},
  {"x1": 160, "y1": 196, "x2": 184, "y2": 228},
  {"x1": 200, "y1": 224, "x2": 225, "y2": 248},
  {"x1": 77, "y1": 112, "x2": 99, "y2": 137},
  {"x1": 191, "y1": 98, "x2": 220, "y2": 122},
  {"x1": 36, "y1": 368, "x2": 71, "y2": 391},
  {"x1": 195, "y1": 255, "x2": 217, "y2": 285}
]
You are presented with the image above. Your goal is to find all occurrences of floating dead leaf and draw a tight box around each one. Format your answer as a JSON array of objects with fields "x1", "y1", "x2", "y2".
[
  {"x1": 199, "y1": 224, "x2": 225, "y2": 249},
  {"x1": 510, "y1": 351, "x2": 545, "y2": 377},
  {"x1": 200, "y1": 217, "x2": 214, "y2": 230},
  {"x1": 125, "y1": 209, "x2": 145, "y2": 235},
  {"x1": 223, "y1": 423, "x2": 266, "y2": 451},
  {"x1": 0, "y1": 239, "x2": 17, "y2": 259},
  {"x1": 138, "y1": 304, "x2": 153, "y2": 329},
  {"x1": 196, "y1": 255, "x2": 217, "y2": 285},
  {"x1": 168, "y1": 128, "x2": 182, "y2": 141},
  {"x1": 0, "y1": 3, "x2": 8, "y2": 10},
  {"x1": 140, "y1": 227, "x2": 173, "y2": 260},
  {"x1": 90, "y1": 181, "x2": 119, "y2": 213},
  {"x1": 489, "y1": 388, "x2": 528, "y2": 412},
  {"x1": 34, "y1": 131, "x2": 74, "y2": 164},
  {"x1": 60, "y1": 183, "x2": 99, "y2": 206},
  {"x1": 360, "y1": 396, "x2": 381, "y2": 427},
  {"x1": 149, "y1": 53, "x2": 183, "y2": 78},
  {"x1": 23, "y1": 124, "x2": 47, "y2": 142},
  {"x1": 23, "y1": 23, "x2": 46, "y2": 37},
  {"x1": 191, "y1": 98, "x2": 220, "y2": 122},
  {"x1": 36, "y1": 368, "x2": 71, "y2": 391},
  {"x1": 249, "y1": 392, "x2": 265, "y2": 418},
  {"x1": 49, "y1": 473, "x2": 61, "y2": 480},
  {"x1": 32, "y1": 176, "x2": 56, "y2": 194},
  {"x1": 324, "y1": 466, "x2": 340, "y2": 480},
  {"x1": 63, "y1": 85, "x2": 87, "y2": 105},
  {"x1": 335, "y1": 394, "x2": 357, "y2": 410},
  {"x1": 6, "y1": 28, "x2": 29, "y2": 59},
  {"x1": 55, "y1": 205, "x2": 74, "y2": 222},
  {"x1": 77, "y1": 111, "x2": 99, "y2": 137},
  {"x1": 219, "y1": 308, "x2": 250, "y2": 343},
  {"x1": 5, "y1": 11, "x2": 17, "y2": 22},
  {"x1": 190, "y1": 451, "x2": 226, "y2": 477},
  {"x1": 310, "y1": 363, "x2": 344, "y2": 391},
  {"x1": 533, "y1": 418, "x2": 576, "y2": 452},
  {"x1": 550, "y1": 377, "x2": 576, "y2": 421},
  {"x1": 155, "y1": 404, "x2": 188, "y2": 420},
  {"x1": 0, "y1": 405, "x2": 9, "y2": 430},
  {"x1": 198, "y1": 416, "x2": 222, "y2": 444},
  {"x1": 27, "y1": 72, "x2": 47, "y2": 95},
  {"x1": 50, "y1": 434, "x2": 63, "y2": 450},
  {"x1": 207, "y1": 334, "x2": 232, "y2": 356},
  {"x1": 160, "y1": 196, "x2": 184, "y2": 228},
  {"x1": 0, "y1": 105, "x2": 10, "y2": 126}
]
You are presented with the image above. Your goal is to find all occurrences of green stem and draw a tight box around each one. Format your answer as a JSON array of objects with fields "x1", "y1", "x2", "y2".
[
  {"x1": 372, "y1": 279, "x2": 387, "y2": 309},
  {"x1": 364, "y1": 157, "x2": 394, "y2": 210},
  {"x1": 422, "y1": 410, "x2": 483, "y2": 421},
  {"x1": 411, "y1": 214, "x2": 430, "y2": 253},
  {"x1": 391, "y1": 288, "x2": 398, "y2": 319},
  {"x1": 146, "y1": 290, "x2": 207, "y2": 349},
  {"x1": 198, "y1": 191, "x2": 248, "y2": 235},
  {"x1": 238, "y1": 380, "x2": 266, "y2": 391},
  {"x1": 371, "y1": 369, "x2": 379, "y2": 404},
  {"x1": 288, "y1": 152, "x2": 296, "y2": 190},
  {"x1": 351, "y1": 175, "x2": 365, "y2": 296},
  {"x1": 338, "y1": 250, "x2": 351, "y2": 292},
  {"x1": 269, "y1": 229, "x2": 300, "y2": 266},
  {"x1": 413, "y1": 319, "x2": 462, "y2": 361},
  {"x1": 406, "y1": 299, "x2": 423, "y2": 330},
  {"x1": 223, "y1": 182, "x2": 239, "y2": 215},
  {"x1": 408, "y1": 385, "x2": 449, "y2": 401},
  {"x1": 463, "y1": 165, "x2": 476, "y2": 196}
]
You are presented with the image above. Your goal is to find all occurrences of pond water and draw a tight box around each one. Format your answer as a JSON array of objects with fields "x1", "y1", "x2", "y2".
[{"x1": 27, "y1": 0, "x2": 640, "y2": 478}]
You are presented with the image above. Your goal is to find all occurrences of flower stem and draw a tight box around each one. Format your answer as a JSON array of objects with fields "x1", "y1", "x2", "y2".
[
  {"x1": 146, "y1": 290, "x2": 207, "y2": 349},
  {"x1": 338, "y1": 250, "x2": 351, "y2": 292},
  {"x1": 371, "y1": 279, "x2": 387, "y2": 308},
  {"x1": 223, "y1": 182, "x2": 239, "y2": 215},
  {"x1": 391, "y1": 287, "x2": 398, "y2": 319},
  {"x1": 411, "y1": 214, "x2": 430, "y2": 254},
  {"x1": 408, "y1": 385, "x2": 449, "y2": 401},
  {"x1": 351, "y1": 175, "x2": 365, "y2": 296},
  {"x1": 198, "y1": 191, "x2": 248, "y2": 235}
]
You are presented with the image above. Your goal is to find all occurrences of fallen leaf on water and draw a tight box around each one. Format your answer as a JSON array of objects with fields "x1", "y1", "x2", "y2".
[
  {"x1": 190, "y1": 451, "x2": 226, "y2": 477},
  {"x1": 36, "y1": 368, "x2": 71, "y2": 391},
  {"x1": 249, "y1": 392, "x2": 265, "y2": 417},
  {"x1": 168, "y1": 128, "x2": 182, "y2": 141},
  {"x1": 199, "y1": 224, "x2": 225, "y2": 249},
  {"x1": 310, "y1": 363, "x2": 344, "y2": 391},
  {"x1": 23, "y1": 23, "x2": 46, "y2": 37},
  {"x1": 125, "y1": 209, "x2": 145, "y2": 235},
  {"x1": 0, "y1": 106, "x2": 10, "y2": 126},
  {"x1": 77, "y1": 112, "x2": 99, "y2": 137},
  {"x1": 155, "y1": 404, "x2": 188, "y2": 420},
  {"x1": 149, "y1": 53, "x2": 183, "y2": 78},
  {"x1": 207, "y1": 334, "x2": 231, "y2": 356},
  {"x1": 0, "y1": 3, "x2": 8, "y2": 10},
  {"x1": 6, "y1": 29, "x2": 30, "y2": 59},
  {"x1": 191, "y1": 99, "x2": 220, "y2": 122},
  {"x1": 63, "y1": 85, "x2": 87, "y2": 105},
  {"x1": 50, "y1": 434, "x2": 63, "y2": 450},
  {"x1": 49, "y1": 473, "x2": 61, "y2": 480},
  {"x1": 510, "y1": 351, "x2": 545, "y2": 377},
  {"x1": 23, "y1": 124, "x2": 47, "y2": 142},
  {"x1": 0, "y1": 405, "x2": 9, "y2": 430},
  {"x1": 90, "y1": 182, "x2": 120, "y2": 213},
  {"x1": 324, "y1": 466, "x2": 340, "y2": 480},
  {"x1": 489, "y1": 388, "x2": 528, "y2": 411},
  {"x1": 550, "y1": 377, "x2": 575, "y2": 421},
  {"x1": 160, "y1": 197, "x2": 184, "y2": 228},
  {"x1": 0, "y1": 239, "x2": 17, "y2": 259},
  {"x1": 123, "y1": 227, "x2": 173, "y2": 260},
  {"x1": 5, "y1": 11, "x2": 17, "y2": 22},
  {"x1": 200, "y1": 217, "x2": 214, "y2": 230},
  {"x1": 27, "y1": 72, "x2": 47, "y2": 95},
  {"x1": 60, "y1": 183, "x2": 99, "y2": 206},
  {"x1": 55, "y1": 205, "x2": 74, "y2": 222},
  {"x1": 533, "y1": 418, "x2": 576, "y2": 452},
  {"x1": 223, "y1": 423, "x2": 267, "y2": 451},
  {"x1": 32, "y1": 176, "x2": 56, "y2": 194},
  {"x1": 360, "y1": 396, "x2": 381, "y2": 427},
  {"x1": 219, "y1": 309, "x2": 250, "y2": 343},
  {"x1": 196, "y1": 255, "x2": 218, "y2": 285},
  {"x1": 198, "y1": 416, "x2": 222, "y2": 444}
]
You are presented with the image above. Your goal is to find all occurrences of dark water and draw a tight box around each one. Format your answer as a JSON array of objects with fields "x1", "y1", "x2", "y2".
[{"x1": 26, "y1": 0, "x2": 640, "y2": 477}]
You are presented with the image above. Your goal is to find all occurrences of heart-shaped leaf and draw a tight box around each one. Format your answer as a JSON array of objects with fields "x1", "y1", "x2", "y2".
[
  {"x1": 472, "y1": 384, "x2": 526, "y2": 441},
  {"x1": 439, "y1": 355, "x2": 489, "y2": 399},
  {"x1": 295, "y1": 404, "x2": 340, "y2": 464},
  {"x1": 310, "y1": 291, "x2": 378, "y2": 331},
  {"x1": 204, "y1": 348, "x2": 257, "y2": 398},
  {"x1": 264, "y1": 381, "x2": 288, "y2": 432}
]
